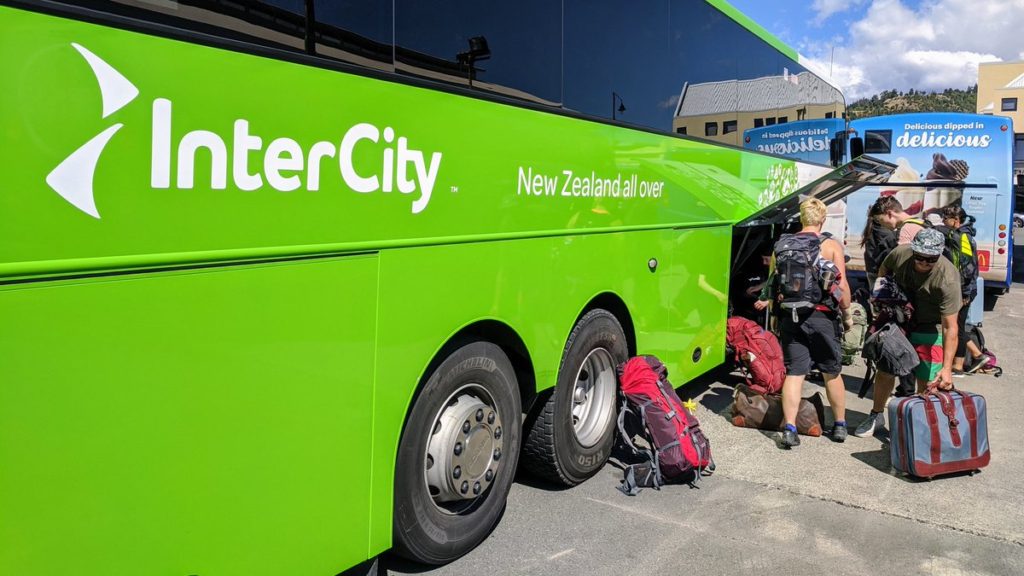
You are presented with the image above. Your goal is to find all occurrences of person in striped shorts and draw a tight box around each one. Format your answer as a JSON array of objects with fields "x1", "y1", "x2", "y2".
[{"x1": 853, "y1": 228, "x2": 962, "y2": 438}]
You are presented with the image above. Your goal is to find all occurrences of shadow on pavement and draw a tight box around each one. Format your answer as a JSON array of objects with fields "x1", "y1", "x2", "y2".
[{"x1": 850, "y1": 444, "x2": 897, "y2": 476}]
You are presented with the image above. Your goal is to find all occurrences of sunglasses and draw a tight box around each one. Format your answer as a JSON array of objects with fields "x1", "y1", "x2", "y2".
[{"x1": 914, "y1": 254, "x2": 940, "y2": 264}]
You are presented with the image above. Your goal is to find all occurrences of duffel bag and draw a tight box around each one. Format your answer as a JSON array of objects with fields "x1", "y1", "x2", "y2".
[{"x1": 731, "y1": 383, "x2": 825, "y2": 436}]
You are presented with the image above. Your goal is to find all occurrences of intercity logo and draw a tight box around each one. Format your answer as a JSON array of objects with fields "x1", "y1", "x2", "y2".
[{"x1": 46, "y1": 44, "x2": 443, "y2": 218}]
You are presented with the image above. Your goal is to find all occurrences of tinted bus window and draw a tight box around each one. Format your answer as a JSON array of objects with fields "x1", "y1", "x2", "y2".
[
  {"x1": 670, "y1": 0, "x2": 845, "y2": 147},
  {"x1": 66, "y1": 0, "x2": 309, "y2": 52},
  {"x1": 864, "y1": 130, "x2": 893, "y2": 154},
  {"x1": 313, "y1": 1, "x2": 394, "y2": 71},
  {"x1": 563, "y1": 0, "x2": 671, "y2": 128},
  {"x1": 395, "y1": 0, "x2": 561, "y2": 105}
]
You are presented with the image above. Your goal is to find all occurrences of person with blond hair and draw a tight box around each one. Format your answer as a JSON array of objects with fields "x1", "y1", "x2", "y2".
[{"x1": 756, "y1": 198, "x2": 852, "y2": 448}]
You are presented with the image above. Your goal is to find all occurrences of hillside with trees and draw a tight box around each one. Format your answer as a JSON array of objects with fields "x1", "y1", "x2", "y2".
[{"x1": 846, "y1": 85, "x2": 977, "y2": 119}]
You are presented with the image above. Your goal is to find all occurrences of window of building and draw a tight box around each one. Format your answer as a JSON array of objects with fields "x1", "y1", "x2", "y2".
[
  {"x1": 1002, "y1": 98, "x2": 1018, "y2": 112},
  {"x1": 723, "y1": 120, "x2": 737, "y2": 134},
  {"x1": 754, "y1": 118, "x2": 764, "y2": 128},
  {"x1": 825, "y1": 111, "x2": 834, "y2": 119},
  {"x1": 704, "y1": 122, "x2": 719, "y2": 136},
  {"x1": 864, "y1": 130, "x2": 893, "y2": 154},
  {"x1": 765, "y1": 117, "x2": 776, "y2": 126},
  {"x1": 777, "y1": 116, "x2": 788, "y2": 124},
  {"x1": 676, "y1": 126, "x2": 687, "y2": 135}
]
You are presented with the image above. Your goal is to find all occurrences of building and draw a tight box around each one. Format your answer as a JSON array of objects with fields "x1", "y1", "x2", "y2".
[
  {"x1": 977, "y1": 61, "x2": 1024, "y2": 189},
  {"x1": 674, "y1": 70, "x2": 845, "y2": 147}
]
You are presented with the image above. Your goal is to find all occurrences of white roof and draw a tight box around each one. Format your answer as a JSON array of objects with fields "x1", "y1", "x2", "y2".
[
  {"x1": 676, "y1": 71, "x2": 840, "y2": 118},
  {"x1": 1004, "y1": 72, "x2": 1024, "y2": 89}
]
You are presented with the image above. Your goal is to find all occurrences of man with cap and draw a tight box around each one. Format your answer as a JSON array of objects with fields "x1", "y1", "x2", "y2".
[{"x1": 853, "y1": 228, "x2": 962, "y2": 438}]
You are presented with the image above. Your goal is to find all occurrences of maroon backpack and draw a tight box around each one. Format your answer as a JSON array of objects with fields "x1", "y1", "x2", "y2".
[
  {"x1": 616, "y1": 356, "x2": 713, "y2": 494},
  {"x1": 726, "y1": 317, "x2": 785, "y2": 395}
]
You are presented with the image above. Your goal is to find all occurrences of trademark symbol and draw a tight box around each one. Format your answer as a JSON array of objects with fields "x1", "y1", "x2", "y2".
[{"x1": 451, "y1": 186, "x2": 459, "y2": 193}]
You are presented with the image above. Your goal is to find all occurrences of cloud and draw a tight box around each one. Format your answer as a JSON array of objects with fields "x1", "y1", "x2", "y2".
[
  {"x1": 802, "y1": 0, "x2": 1024, "y2": 100},
  {"x1": 811, "y1": 0, "x2": 866, "y2": 26}
]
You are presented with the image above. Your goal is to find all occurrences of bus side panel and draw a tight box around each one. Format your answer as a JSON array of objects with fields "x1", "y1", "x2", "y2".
[
  {"x1": 367, "y1": 227, "x2": 731, "y2": 549},
  {"x1": 0, "y1": 256, "x2": 378, "y2": 576}
]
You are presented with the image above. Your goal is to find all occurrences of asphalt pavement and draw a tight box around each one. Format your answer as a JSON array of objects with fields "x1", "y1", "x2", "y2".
[{"x1": 386, "y1": 240, "x2": 1024, "y2": 576}]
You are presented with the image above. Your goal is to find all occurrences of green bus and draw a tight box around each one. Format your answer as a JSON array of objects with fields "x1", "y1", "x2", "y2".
[{"x1": 0, "y1": 1, "x2": 884, "y2": 574}]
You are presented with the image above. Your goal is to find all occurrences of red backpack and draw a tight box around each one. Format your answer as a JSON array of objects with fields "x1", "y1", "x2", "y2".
[
  {"x1": 726, "y1": 317, "x2": 785, "y2": 395},
  {"x1": 616, "y1": 356, "x2": 713, "y2": 494}
]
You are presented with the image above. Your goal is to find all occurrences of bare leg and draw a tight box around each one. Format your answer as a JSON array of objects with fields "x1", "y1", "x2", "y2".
[
  {"x1": 781, "y1": 374, "x2": 806, "y2": 427},
  {"x1": 872, "y1": 372, "x2": 896, "y2": 413},
  {"x1": 822, "y1": 371, "x2": 845, "y2": 423},
  {"x1": 966, "y1": 339, "x2": 983, "y2": 359}
]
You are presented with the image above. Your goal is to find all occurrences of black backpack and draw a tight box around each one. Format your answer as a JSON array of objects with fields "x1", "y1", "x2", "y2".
[{"x1": 773, "y1": 233, "x2": 836, "y2": 321}]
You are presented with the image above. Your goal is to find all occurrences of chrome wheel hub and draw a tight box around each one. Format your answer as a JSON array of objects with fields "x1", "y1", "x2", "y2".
[
  {"x1": 571, "y1": 347, "x2": 616, "y2": 448},
  {"x1": 425, "y1": 386, "x2": 503, "y2": 510}
]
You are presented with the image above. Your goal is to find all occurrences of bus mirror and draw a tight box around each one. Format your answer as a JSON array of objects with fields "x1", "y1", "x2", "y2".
[
  {"x1": 850, "y1": 136, "x2": 864, "y2": 159},
  {"x1": 829, "y1": 137, "x2": 844, "y2": 167}
]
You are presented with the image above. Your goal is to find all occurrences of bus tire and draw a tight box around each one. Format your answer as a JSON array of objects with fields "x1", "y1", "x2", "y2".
[
  {"x1": 522, "y1": 309, "x2": 627, "y2": 486},
  {"x1": 392, "y1": 342, "x2": 521, "y2": 565}
]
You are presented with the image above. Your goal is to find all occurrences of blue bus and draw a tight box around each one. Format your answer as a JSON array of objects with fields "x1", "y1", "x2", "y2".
[
  {"x1": 846, "y1": 113, "x2": 1015, "y2": 292},
  {"x1": 743, "y1": 118, "x2": 846, "y2": 166}
]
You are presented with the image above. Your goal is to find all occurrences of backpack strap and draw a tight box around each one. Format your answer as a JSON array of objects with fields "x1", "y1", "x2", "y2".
[{"x1": 615, "y1": 399, "x2": 664, "y2": 494}]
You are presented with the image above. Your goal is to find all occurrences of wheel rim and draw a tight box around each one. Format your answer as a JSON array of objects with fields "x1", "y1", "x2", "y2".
[
  {"x1": 570, "y1": 347, "x2": 616, "y2": 448},
  {"x1": 423, "y1": 384, "x2": 504, "y2": 514}
]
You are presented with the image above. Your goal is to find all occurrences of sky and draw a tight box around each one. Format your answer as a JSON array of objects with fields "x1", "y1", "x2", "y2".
[{"x1": 727, "y1": 0, "x2": 1024, "y2": 102}]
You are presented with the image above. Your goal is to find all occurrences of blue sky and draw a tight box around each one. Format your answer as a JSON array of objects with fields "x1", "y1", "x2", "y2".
[{"x1": 727, "y1": 0, "x2": 1024, "y2": 101}]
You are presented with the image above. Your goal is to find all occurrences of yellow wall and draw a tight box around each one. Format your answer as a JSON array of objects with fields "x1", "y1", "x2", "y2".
[{"x1": 977, "y1": 61, "x2": 1024, "y2": 128}]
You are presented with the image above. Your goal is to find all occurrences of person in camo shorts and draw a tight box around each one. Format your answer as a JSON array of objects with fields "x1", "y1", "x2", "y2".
[{"x1": 854, "y1": 228, "x2": 961, "y2": 438}]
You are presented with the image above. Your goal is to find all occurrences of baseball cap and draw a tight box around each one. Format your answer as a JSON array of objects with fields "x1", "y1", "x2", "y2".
[{"x1": 911, "y1": 228, "x2": 944, "y2": 257}]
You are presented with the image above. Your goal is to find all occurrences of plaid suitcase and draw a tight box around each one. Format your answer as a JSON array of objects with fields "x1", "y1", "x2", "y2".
[{"x1": 888, "y1": 388, "x2": 990, "y2": 478}]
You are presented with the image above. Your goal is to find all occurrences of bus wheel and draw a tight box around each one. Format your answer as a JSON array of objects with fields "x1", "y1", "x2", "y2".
[
  {"x1": 392, "y1": 342, "x2": 521, "y2": 565},
  {"x1": 523, "y1": 309, "x2": 628, "y2": 486}
]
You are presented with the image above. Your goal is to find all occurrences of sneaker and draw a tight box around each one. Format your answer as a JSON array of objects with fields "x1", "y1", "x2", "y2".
[
  {"x1": 853, "y1": 412, "x2": 884, "y2": 438},
  {"x1": 952, "y1": 370, "x2": 967, "y2": 378},
  {"x1": 780, "y1": 429, "x2": 801, "y2": 448},
  {"x1": 830, "y1": 424, "x2": 848, "y2": 443},
  {"x1": 965, "y1": 354, "x2": 994, "y2": 374}
]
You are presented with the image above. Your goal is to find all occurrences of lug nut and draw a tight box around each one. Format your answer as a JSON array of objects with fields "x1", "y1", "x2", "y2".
[
  {"x1": 493, "y1": 448, "x2": 501, "y2": 461},
  {"x1": 460, "y1": 481, "x2": 469, "y2": 494},
  {"x1": 487, "y1": 411, "x2": 496, "y2": 424},
  {"x1": 454, "y1": 442, "x2": 463, "y2": 456},
  {"x1": 453, "y1": 466, "x2": 461, "y2": 479},
  {"x1": 473, "y1": 482, "x2": 481, "y2": 495},
  {"x1": 485, "y1": 469, "x2": 494, "y2": 481},
  {"x1": 462, "y1": 421, "x2": 471, "y2": 434},
  {"x1": 476, "y1": 409, "x2": 484, "y2": 422},
  {"x1": 494, "y1": 427, "x2": 502, "y2": 440}
]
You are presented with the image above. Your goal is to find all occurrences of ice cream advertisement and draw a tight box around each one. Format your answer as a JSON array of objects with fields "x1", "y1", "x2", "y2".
[
  {"x1": 743, "y1": 118, "x2": 846, "y2": 166},
  {"x1": 845, "y1": 113, "x2": 1014, "y2": 286}
]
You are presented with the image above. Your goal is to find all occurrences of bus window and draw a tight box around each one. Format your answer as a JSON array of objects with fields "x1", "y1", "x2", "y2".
[
  {"x1": 67, "y1": 0, "x2": 309, "y2": 53},
  {"x1": 863, "y1": 130, "x2": 893, "y2": 154},
  {"x1": 313, "y1": 0, "x2": 395, "y2": 71},
  {"x1": 395, "y1": 0, "x2": 562, "y2": 106}
]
